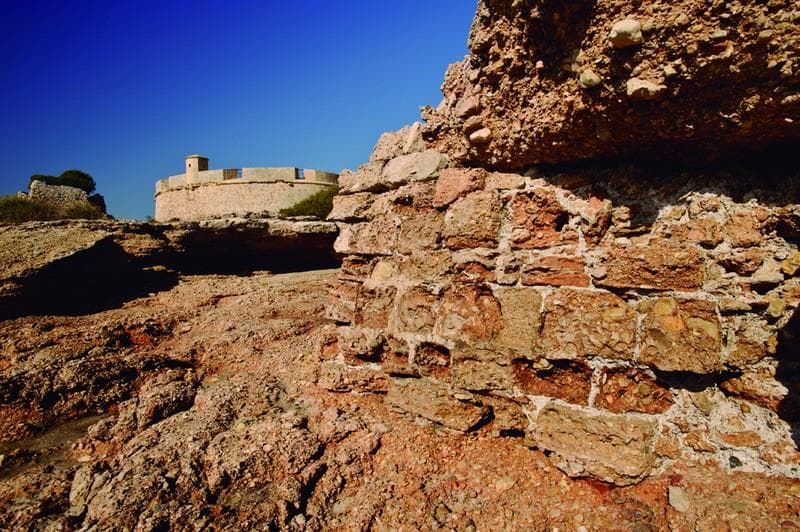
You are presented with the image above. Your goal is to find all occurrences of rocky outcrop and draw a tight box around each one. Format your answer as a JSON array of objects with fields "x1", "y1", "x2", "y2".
[
  {"x1": 422, "y1": 0, "x2": 800, "y2": 168},
  {"x1": 0, "y1": 218, "x2": 340, "y2": 319}
]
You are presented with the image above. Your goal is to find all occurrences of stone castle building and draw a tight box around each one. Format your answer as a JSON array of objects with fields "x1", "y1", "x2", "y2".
[{"x1": 154, "y1": 155, "x2": 338, "y2": 221}]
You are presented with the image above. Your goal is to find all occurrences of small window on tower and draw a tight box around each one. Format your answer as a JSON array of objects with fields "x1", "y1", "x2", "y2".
[{"x1": 296, "y1": 168, "x2": 305, "y2": 180}]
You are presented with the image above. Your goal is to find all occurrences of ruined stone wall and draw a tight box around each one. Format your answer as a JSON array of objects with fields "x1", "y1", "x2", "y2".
[
  {"x1": 29, "y1": 181, "x2": 88, "y2": 205},
  {"x1": 154, "y1": 180, "x2": 336, "y2": 222},
  {"x1": 323, "y1": 122, "x2": 800, "y2": 485}
]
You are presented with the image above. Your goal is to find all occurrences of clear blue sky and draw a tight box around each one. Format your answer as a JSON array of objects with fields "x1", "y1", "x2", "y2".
[{"x1": 0, "y1": 1, "x2": 475, "y2": 219}]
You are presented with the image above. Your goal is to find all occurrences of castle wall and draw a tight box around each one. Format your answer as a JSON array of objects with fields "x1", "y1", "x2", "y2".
[
  {"x1": 323, "y1": 125, "x2": 800, "y2": 487},
  {"x1": 155, "y1": 180, "x2": 335, "y2": 221}
]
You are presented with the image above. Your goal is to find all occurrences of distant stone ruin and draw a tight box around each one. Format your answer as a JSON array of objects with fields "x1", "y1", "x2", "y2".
[{"x1": 154, "y1": 155, "x2": 338, "y2": 221}]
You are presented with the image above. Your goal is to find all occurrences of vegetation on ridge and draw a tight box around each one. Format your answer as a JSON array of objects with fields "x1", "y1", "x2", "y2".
[
  {"x1": 278, "y1": 185, "x2": 339, "y2": 219},
  {"x1": 29, "y1": 169, "x2": 96, "y2": 193},
  {"x1": 0, "y1": 195, "x2": 105, "y2": 224}
]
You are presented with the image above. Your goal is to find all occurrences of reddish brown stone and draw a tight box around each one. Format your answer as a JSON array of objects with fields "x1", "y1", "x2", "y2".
[
  {"x1": 725, "y1": 316, "x2": 773, "y2": 367},
  {"x1": 639, "y1": 298, "x2": 721, "y2": 374},
  {"x1": 595, "y1": 240, "x2": 705, "y2": 291},
  {"x1": 720, "y1": 365, "x2": 795, "y2": 417},
  {"x1": 508, "y1": 188, "x2": 579, "y2": 249},
  {"x1": 512, "y1": 359, "x2": 592, "y2": 405},
  {"x1": 596, "y1": 368, "x2": 674, "y2": 414},
  {"x1": 455, "y1": 261, "x2": 496, "y2": 283},
  {"x1": 393, "y1": 286, "x2": 438, "y2": 335},
  {"x1": 380, "y1": 336, "x2": 417, "y2": 377},
  {"x1": 339, "y1": 256, "x2": 376, "y2": 281},
  {"x1": 325, "y1": 280, "x2": 360, "y2": 323},
  {"x1": 337, "y1": 326, "x2": 385, "y2": 362},
  {"x1": 535, "y1": 289, "x2": 637, "y2": 361},
  {"x1": 720, "y1": 431, "x2": 763, "y2": 448},
  {"x1": 414, "y1": 342, "x2": 451, "y2": 379},
  {"x1": 477, "y1": 395, "x2": 528, "y2": 436},
  {"x1": 520, "y1": 253, "x2": 589, "y2": 287},
  {"x1": 684, "y1": 431, "x2": 718, "y2": 452},
  {"x1": 354, "y1": 284, "x2": 397, "y2": 329},
  {"x1": 436, "y1": 284, "x2": 503, "y2": 345},
  {"x1": 724, "y1": 212, "x2": 763, "y2": 248},
  {"x1": 717, "y1": 249, "x2": 767, "y2": 275},
  {"x1": 443, "y1": 190, "x2": 502, "y2": 249},
  {"x1": 656, "y1": 218, "x2": 723, "y2": 248},
  {"x1": 433, "y1": 168, "x2": 486, "y2": 207}
]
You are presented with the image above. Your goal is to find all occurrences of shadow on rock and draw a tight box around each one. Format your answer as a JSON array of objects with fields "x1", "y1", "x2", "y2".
[{"x1": 0, "y1": 239, "x2": 179, "y2": 320}]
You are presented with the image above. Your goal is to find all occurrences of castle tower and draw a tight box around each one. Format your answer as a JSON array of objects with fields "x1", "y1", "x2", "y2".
[{"x1": 185, "y1": 154, "x2": 208, "y2": 184}]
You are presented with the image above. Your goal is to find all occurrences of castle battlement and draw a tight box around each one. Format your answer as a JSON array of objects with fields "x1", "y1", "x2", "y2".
[{"x1": 154, "y1": 155, "x2": 338, "y2": 221}]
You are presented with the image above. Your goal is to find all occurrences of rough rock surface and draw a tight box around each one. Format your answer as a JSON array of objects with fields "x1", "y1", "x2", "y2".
[
  {"x1": 422, "y1": 0, "x2": 800, "y2": 168},
  {"x1": 329, "y1": 124, "x2": 800, "y2": 488},
  {"x1": 0, "y1": 218, "x2": 340, "y2": 319},
  {"x1": 2, "y1": 269, "x2": 799, "y2": 530}
]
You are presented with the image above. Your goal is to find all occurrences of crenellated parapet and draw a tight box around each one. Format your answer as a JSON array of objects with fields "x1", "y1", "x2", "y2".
[{"x1": 154, "y1": 156, "x2": 338, "y2": 221}]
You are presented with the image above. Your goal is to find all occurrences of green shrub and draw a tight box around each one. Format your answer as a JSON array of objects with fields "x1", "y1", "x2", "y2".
[
  {"x1": 0, "y1": 196, "x2": 60, "y2": 223},
  {"x1": 278, "y1": 186, "x2": 339, "y2": 219},
  {"x1": 0, "y1": 195, "x2": 104, "y2": 224},
  {"x1": 29, "y1": 169, "x2": 96, "y2": 193},
  {"x1": 61, "y1": 201, "x2": 105, "y2": 220}
]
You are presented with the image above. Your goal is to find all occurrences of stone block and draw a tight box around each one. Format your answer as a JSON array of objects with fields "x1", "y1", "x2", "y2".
[
  {"x1": 724, "y1": 211, "x2": 764, "y2": 248},
  {"x1": 338, "y1": 161, "x2": 385, "y2": 193},
  {"x1": 493, "y1": 286, "x2": 543, "y2": 356},
  {"x1": 380, "y1": 336, "x2": 417, "y2": 377},
  {"x1": 531, "y1": 403, "x2": 658, "y2": 486},
  {"x1": 596, "y1": 368, "x2": 674, "y2": 414},
  {"x1": 354, "y1": 284, "x2": 397, "y2": 329},
  {"x1": 535, "y1": 289, "x2": 636, "y2": 361},
  {"x1": 326, "y1": 280, "x2": 360, "y2": 323},
  {"x1": 369, "y1": 123, "x2": 425, "y2": 162},
  {"x1": 508, "y1": 188, "x2": 579, "y2": 249},
  {"x1": 452, "y1": 347, "x2": 514, "y2": 392},
  {"x1": 381, "y1": 149, "x2": 446, "y2": 188},
  {"x1": 433, "y1": 168, "x2": 486, "y2": 207},
  {"x1": 512, "y1": 359, "x2": 592, "y2": 404},
  {"x1": 639, "y1": 298, "x2": 721, "y2": 373},
  {"x1": 393, "y1": 286, "x2": 439, "y2": 335},
  {"x1": 333, "y1": 216, "x2": 398, "y2": 256},
  {"x1": 327, "y1": 193, "x2": 376, "y2": 222},
  {"x1": 396, "y1": 209, "x2": 444, "y2": 253},
  {"x1": 337, "y1": 326, "x2": 385, "y2": 362},
  {"x1": 443, "y1": 190, "x2": 502, "y2": 249},
  {"x1": 725, "y1": 316, "x2": 774, "y2": 367},
  {"x1": 398, "y1": 251, "x2": 455, "y2": 282},
  {"x1": 655, "y1": 218, "x2": 723, "y2": 248},
  {"x1": 385, "y1": 377, "x2": 489, "y2": 432},
  {"x1": 520, "y1": 253, "x2": 589, "y2": 287},
  {"x1": 436, "y1": 284, "x2": 503, "y2": 346},
  {"x1": 594, "y1": 240, "x2": 705, "y2": 291},
  {"x1": 413, "y1": 342, "x2": 451, "y2": 379}
]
